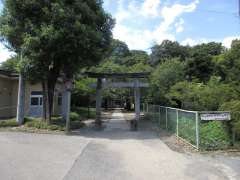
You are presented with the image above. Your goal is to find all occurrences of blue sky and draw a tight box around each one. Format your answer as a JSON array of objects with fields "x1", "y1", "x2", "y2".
[
  {"x1": 103, "y1": 0, "x2": 240, "y2": 51},
  {"x1": 0, "y1": 0, "x2": 240, "y2": 62}
]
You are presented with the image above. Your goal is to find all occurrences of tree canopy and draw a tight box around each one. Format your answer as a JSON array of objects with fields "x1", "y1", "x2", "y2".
[{"x1": 0, "y1": 0, "x2": 114, "y2": 122}]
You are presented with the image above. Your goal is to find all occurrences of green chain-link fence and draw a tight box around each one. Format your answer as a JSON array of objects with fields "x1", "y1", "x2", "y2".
[
  {"x1": 141, "y1": 104, "x2": 234, "y2": 150},
  {"x1": 141, "y1": 104, "x2": 199, "y2": 149}
]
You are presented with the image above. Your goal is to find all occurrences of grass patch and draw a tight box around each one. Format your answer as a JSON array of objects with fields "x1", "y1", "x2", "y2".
[
  {"x1": 200, "y1": 121, "x2": 231, "y2": 150},
  {"x1": 24, "y1": 117, "x2": 65, "y2": 131},
  {"x1": 24, "y1": 114, "x2": 84, "y2": 131},
  {"x1": 0, "y1": 118, "x2": 18, "y2": 128},
  {"x1": 0, "y1": 111, "x2": 85, "y2": 132}
]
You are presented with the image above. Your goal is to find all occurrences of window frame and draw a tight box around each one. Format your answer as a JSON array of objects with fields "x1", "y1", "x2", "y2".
[{"x1": 30, "y1": 92, "x2": 43, "y2": 107}]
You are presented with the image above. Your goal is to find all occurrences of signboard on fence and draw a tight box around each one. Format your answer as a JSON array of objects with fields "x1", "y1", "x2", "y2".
[{"x1": 200, "y1": 112, "x2": 231, "y2": 121}]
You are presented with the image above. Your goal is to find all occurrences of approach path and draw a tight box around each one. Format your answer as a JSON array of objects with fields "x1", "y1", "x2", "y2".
[{"x1": 0, "y1": 109, "x2": 239, "y2": 180}]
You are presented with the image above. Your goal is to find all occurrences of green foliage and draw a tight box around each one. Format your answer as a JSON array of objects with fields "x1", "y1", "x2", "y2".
[
  {"x1": 70, "y1": 112, "x2": 80, "y2": 121},
  {"x1": 25, "y1": 120, "x2": 49, "y2": 129},
  {"x1": 24, "y1": 117, "x2": 65, "y2": 131},
  {"x1": 74, "y1": 77, "x2": 96, "y2": 96},
  {"x1": 93, "y1": 60, "x2": 126, "y2": 73},
  {"x1": 127, "y1": 62, "x2": 152, "y2": 73},
  {"x1": 178, "y1": 117, "x2": 197, "y2": 145},
  {"x1": 106, "y1": 39, "x2": 130, "y2": 64},
  {"x1": 0, "y1": 119, "x2": 18, "y2": 127},
  {"x1": 200, "y1": 121, "x2": 230, "y2": 150},
  {"x1": 72, "y1": 107, "x2": 96, "y2": 119},
  {"x1": 150, "y1": 59, "x2": 185, "y2": 104},
  {"x1": 0, "y1": 56, "x2": 19, "y2": 72},
  {"x1": 190, "y1": 42, "x2": 224, "y2": 57},
  {"x1": 219, "y1": 100, "x2": 240, "y2": 134},
  {"x1": 123, "y1": 50, "x2": 150, "y2": 66},
  {"x1": 0, "y1": 0, "x2": 114, "y2": 121},
  {"x1": 184, "y1": 42, "x2": 223, "y2": 82},
  {"x1": 215, "y1": 40, "x2": 240, "y2": 85},
  {"x1": 185, "y1": 56, "x2": 215, "y2": 82},
  {"x1": 72, "y1": 77, "x2": 96, "y2": 107},
  {"x1": 150, "y1": 40, "x2": 189, "y2": 65},
  {"x1": 167, "y1": 77, "x2": 239, "y2": 110}
]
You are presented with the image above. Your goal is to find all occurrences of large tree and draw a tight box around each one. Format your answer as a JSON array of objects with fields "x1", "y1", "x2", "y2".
[
  {"x1": 185, "y1": 42, "x2": 223, "y2": 82},
  {"x1": 150, "y1": 59, "x2": 185, "y2": 105},
  {"x1": 150, "y1": 40, "x2": 189, "y2": 65},
  {"x1": 0, "y1": 0, "x2": 114, "y2": 122}
]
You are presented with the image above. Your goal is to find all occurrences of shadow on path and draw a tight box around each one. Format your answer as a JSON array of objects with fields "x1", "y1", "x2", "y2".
[{"x1": 70, "y1": 109, "x2": 159, "y2": 141}]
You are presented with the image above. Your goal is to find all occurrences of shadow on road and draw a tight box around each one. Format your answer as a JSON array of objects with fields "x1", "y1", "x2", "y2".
[{"x1": 69, "y1": 109, "x2": 159, "y2": 141}]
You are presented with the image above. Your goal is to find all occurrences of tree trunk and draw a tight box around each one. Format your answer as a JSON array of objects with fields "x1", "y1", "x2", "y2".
[
  {"x1": 44, "y1": 81, "x2": 51, "y2": 124},
  {"x1": 45, "y1": 76, "x2": 58, "y2": 124},
  {"x1": 42, "y1": 81, "x2": 47, "y2": 122}
]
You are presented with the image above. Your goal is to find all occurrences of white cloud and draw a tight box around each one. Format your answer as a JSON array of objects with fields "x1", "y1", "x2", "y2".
[
  {"x1": 115, "y1": 0, "x2": 130, "y2": 23},
  {"x1": 175, "y1": 18, "x2": 184, "y2": 33},
  {"x1": 181, "y1": 38, "x2": 196, "y2": 46},
  {"x1": 222, "y1": 36, "x2": 240, "y2": 48},
  {"x1": 157, "y1": 0, "x2": 199, "y2": 33},
  {"x1": 181, "y1": 38, "x2": 211, "y2": 46},
  {"x1": 181, "y1": 36, "x2": 240, "y2": 48},
  {"x1": 113, "y1": 24, "x2": 153, "y2": 50},
  {"x1": 112, "y1": 0, "x2": 199, "y2": 50},
  {"x1": 141, "y1": 0, "x2": 161, "y2": 17},
  {"x1": 0, "y1": 43, "x2": 14, "y2": 63}
]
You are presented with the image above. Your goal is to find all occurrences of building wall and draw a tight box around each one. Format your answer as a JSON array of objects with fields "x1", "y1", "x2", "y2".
[
  {"x1": 11, "y1": 79, "x2": 19, "y2": 117},
  {"x1": 0, "y1": 75, "x2": 63, "y2": 118},
  {"x1": 0, "y1": 76, "x2": 15, "y2": 118},
  {"x1": 24, "y1": 82, "x2": 63, "y2": 116}
]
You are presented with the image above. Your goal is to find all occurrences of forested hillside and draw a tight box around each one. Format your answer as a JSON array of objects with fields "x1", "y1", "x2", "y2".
[{"x1": 73, "y1": 39, "x2": 240, "y2": 134}]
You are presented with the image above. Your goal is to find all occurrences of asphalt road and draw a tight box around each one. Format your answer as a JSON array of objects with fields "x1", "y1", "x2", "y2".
[{"x1": 0, "y1": 110, "x2": 240, "y2": 180}]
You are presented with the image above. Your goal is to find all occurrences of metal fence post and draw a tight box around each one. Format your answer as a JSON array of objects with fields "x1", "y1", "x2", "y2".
[
  {"x1": 165, "y1": 108, "x2": 168, "y2": 129},
  {"x1": 195, "y1": 112, "x2": 199, "y2": 150},
  {"x1": 176, "y1": 109, "x2": 179, "y2": 137}
]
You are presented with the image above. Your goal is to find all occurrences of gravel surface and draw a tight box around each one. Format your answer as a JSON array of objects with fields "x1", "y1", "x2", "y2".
[{"x1": 0, "y1": 110, "x2": 240, "y2": 180}]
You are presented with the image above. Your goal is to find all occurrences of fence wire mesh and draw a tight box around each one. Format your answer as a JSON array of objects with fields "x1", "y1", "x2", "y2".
[
  {"x1": 166, "y1": 108, "x2": 177, "y2": 133},
  {"x1": 143, "y1": 104, "x2": 238, "y2": 150},
  {"x1": 144, "y1": 104, "x2": 199, "y2": 149},
  {"x1": 178, "y1": 110, "x2": 197, "y2": 146}
]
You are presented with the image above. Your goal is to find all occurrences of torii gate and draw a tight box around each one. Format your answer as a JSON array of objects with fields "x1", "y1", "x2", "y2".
[{"x1": 86, "y1": 72, "x2": 150, "y2": 130}]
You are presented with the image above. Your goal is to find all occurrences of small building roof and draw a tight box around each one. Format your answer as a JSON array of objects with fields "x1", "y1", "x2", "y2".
[
  {"x1": 0, "y1": 69, "x2": 19, "y2": 78},
  {"x1": 85, "y1": 72, "x2": 150, "y2": 79}
]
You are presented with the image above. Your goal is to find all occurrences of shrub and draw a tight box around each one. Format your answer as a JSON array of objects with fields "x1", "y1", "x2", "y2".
[
  {"x1": 178, "y1": 117, "x2": 196, "y2": 145},
  {"x1": 25, "y1": 120, "x2": 48, "y2": 129},
  {"x1": 24, "y1": 119, "x2": 64, "y2": 131},
  {"x1": 0, "y1": 119, "x2": 18, "y2": 127},
  {"x1": 70, "y1": 112, "x2": 80, "y2": 121},
  {"x1": 200, "y1": 121, "x2": 230, "y2": 150},
  {"x1": 219, "y1": 100, "x2": 240, "y2": 134}
]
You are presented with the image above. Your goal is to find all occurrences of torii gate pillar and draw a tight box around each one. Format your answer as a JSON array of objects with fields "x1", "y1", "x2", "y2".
[
  {"x1": 132, "y1": 79, "x2": 140, "y2": 130},
  {"x1": 95, "y1": 78, "x2": 102, "y2": 128}
]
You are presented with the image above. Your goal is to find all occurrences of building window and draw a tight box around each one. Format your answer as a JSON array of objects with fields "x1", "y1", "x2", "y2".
[
  {"x1": 30, "y1": 91, "x2": 43, "y2": 106},
  {"x1": 31, "y1": 97, "x2": 39, "y2": 106}
]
